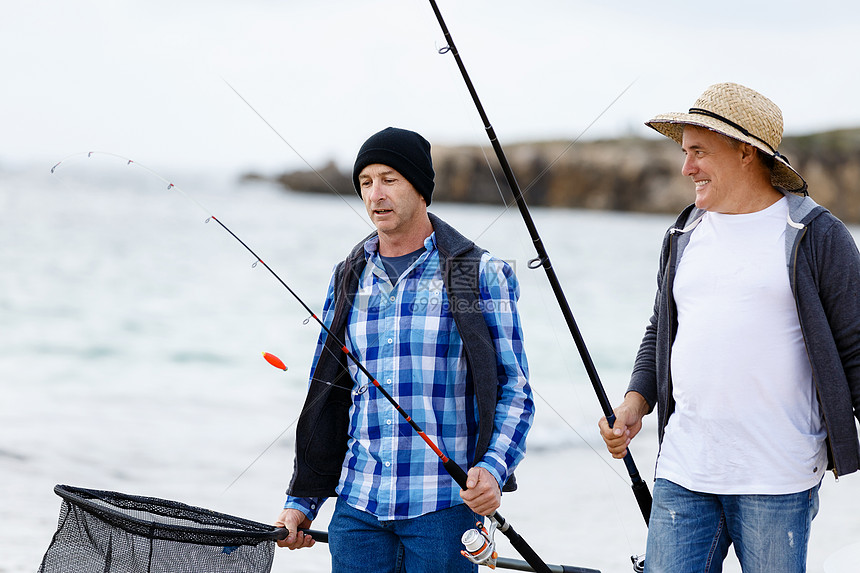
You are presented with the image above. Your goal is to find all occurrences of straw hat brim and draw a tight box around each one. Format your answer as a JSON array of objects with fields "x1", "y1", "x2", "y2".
[{"x1": 647, "y1": 113, "x2": 807, "y2": 193}]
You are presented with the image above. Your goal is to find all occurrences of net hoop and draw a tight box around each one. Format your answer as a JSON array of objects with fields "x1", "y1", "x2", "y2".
[{"x1": 52, "y1": 484, "x2": 287, "y2": 547}]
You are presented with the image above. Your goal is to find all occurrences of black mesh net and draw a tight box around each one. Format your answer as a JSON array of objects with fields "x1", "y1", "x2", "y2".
[{"x1": 39, "y1": 484, "x2": 286, "y2": 573}]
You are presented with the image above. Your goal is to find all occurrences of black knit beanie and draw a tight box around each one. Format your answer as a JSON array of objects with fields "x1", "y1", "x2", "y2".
[{"x1": 352, "y1": 127, "x2": 435, "y2": 206}]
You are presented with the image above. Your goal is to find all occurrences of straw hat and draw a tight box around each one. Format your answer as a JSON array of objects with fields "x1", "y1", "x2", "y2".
[{"x1": 646, "y1": 83, "x2": 807, "y2": 193}]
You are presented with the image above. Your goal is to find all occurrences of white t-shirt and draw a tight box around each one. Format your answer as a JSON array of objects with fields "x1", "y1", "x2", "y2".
[{"x1": 657, "y1": 197, "x2": 827, "y2": 494}]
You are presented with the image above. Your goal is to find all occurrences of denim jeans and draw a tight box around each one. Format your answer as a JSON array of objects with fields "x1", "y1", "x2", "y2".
[
  {"x1": 328, "y1": 497, "x2": 480, "y2": 573},
  {"x1": 645, "y1": 478, "x2": 821, "y2": 573}
]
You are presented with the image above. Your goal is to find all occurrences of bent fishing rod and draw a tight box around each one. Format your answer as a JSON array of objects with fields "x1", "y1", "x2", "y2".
[
  {"x1": 51, "y1": 152, "x2": 595, "y2": 573},
  {"x1": 427, "y1": 0, "x2": 652, "y2": 526}
]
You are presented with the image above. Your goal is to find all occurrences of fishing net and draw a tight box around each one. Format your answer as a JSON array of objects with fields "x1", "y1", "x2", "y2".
[{"x1": 39, "y1": 484, "x2": 286, "y2": 573}]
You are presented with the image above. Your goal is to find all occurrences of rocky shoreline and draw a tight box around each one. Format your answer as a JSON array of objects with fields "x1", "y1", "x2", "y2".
[{"x1": 248, "y1": 128, "x2": 860, "y2": 223}]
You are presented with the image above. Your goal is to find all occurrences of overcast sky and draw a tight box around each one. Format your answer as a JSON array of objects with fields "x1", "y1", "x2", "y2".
[{"x1": 4, "y1": 0, "x2": 858, "y2": 177}]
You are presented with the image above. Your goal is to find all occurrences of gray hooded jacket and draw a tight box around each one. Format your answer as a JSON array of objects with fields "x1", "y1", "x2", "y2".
[{"x1": 629, "y1": 192, "x2": 860, "y2": 478}]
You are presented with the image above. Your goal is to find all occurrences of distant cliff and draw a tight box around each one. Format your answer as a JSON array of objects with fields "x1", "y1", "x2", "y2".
[{"x1": 254, "y1": 128, "x2": 860, "y2": 223}]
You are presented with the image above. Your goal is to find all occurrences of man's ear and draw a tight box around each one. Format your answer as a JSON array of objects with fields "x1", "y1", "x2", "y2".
[{"x1": 739, "y1": 142, "x2": 759, "y2": 166}]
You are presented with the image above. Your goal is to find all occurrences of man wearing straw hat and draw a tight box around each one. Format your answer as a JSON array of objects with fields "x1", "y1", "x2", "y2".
[{"x1": 599, "y1": 83, "x2": 860, "y2": 571}]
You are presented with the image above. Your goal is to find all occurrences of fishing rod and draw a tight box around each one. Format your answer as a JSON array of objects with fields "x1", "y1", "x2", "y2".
[
  {"x1": 265, "y1": 353, "x2": 602, "y2": 573},
  {"x1": 51, "y1": 152, "x2": 597, "y2": 573},
  {"x1": 286, "y1": 525, "x2": 599, "y2": 572},
  {"x1": 207, "y1": 205, "x2": 552, "y2": 573},
  {"x1": 427, "y1": 0, "x2": 653, "y2": 527}
]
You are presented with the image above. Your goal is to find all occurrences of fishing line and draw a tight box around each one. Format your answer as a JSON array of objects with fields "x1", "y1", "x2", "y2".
[
  {"x1": 425, "y1": 4, "x2": 638, "y2": 246},
  {"x1": 225, "y1": 417, "x2": 296, "y2": 492},
  {"x1": 479, "y1": 143, "x2": 511, "y2": 208},
  {"x1": 533, "y1": 386, "x2": 629, "y2": 484},
  {"x1": 469, "y1": 79, "x2": 638, "y2": 245},
  {"x1": 224, "y1": 366, "x2": 386, "y2": 493},
  {"x1": 218, "y1": 80, "x2": 464, "y2": 420},
  {"x1": 220, "y1": 78, "x2": 373, "y2": 232},
  {"x1": 225, "y1": 365, "x2": 413, "y2": 493},
  {"x1": 51, "y1": 152, "x2": 370, "y2": 489},
  {"x1": 53, "y1": 151, "x2": 342, "y2": 348},
  {"x1": 521, "y1": 80, "x2": 638, "y2": 200}
]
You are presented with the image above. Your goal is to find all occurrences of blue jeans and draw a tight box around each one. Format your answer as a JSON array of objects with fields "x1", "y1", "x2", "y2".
[
  {"x1": 646, "y1": 478, "x2": 820, "y2": 573},
  {"x1": 328, "y1": 497, "x2": 480, "y2": 573}
]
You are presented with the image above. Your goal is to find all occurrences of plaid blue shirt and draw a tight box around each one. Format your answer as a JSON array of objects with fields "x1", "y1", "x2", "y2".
[{"x1": 285, "y1": 232, "x2": 533, "y2": 521}]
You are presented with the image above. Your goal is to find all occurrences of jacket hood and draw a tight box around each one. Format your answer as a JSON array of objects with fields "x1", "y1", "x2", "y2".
[{"x1": 669, "y1": 190, "x2": 830, "y2": 270}]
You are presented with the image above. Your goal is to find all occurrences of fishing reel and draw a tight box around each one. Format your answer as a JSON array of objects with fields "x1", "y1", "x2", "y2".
[{"x1": 460, "y1": 519, "x2": 498, "y2": 569}]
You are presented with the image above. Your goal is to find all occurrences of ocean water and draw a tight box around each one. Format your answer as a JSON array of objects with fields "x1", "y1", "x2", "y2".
[{"x1": 2, "y1": 158, "x2": 859, "y2": 573}]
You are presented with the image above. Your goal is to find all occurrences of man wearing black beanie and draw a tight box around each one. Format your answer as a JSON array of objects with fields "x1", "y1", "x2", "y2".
[
  {"x1": 277, "y1": 127, "x2": 534, "y2": 573},
  {"x1": 352, "y1": 126, "x2": 436, "y2": 207}
]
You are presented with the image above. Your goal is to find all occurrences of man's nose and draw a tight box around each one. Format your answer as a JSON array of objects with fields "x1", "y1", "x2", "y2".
[
  {"x1": 369, "y1": 180, "x2": 386, "y2": 201},
  {"x1": 681, "y1": 155, "x2": 697, "y2": 177}
]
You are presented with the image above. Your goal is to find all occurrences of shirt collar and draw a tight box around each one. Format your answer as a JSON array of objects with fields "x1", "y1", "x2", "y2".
[{"x1": 362, "y1": 232, "x2": 438, "y2": 259}]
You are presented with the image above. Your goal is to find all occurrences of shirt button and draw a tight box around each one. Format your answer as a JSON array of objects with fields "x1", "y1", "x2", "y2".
[
  {"x1": 386, "y1": 379, "x2": 392, "y2": 385},
  {"x1": 384, "y1": 461, "x2": 391, "y2": 467},
  {"x1": 390, "y1": 296, "x2": 396, "y2": 302},
  {"x1": 387, "y1": 338, "x2": 393, "y2": 344},
  {"x1": 386, "y1": 419, "x2": 392, "y2": 425}
]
